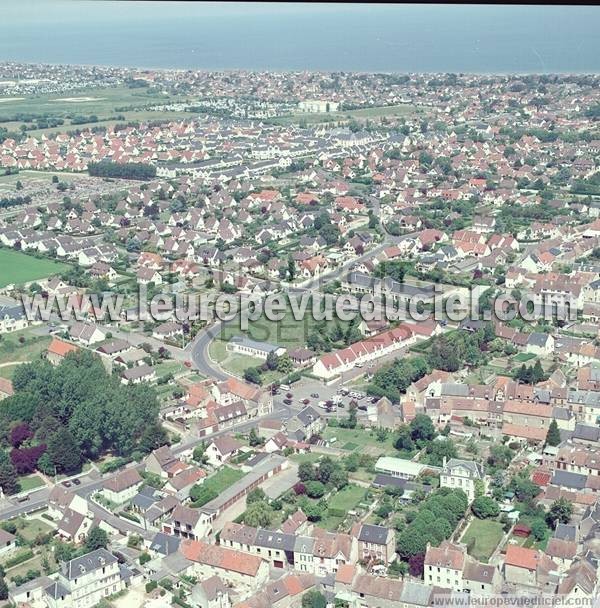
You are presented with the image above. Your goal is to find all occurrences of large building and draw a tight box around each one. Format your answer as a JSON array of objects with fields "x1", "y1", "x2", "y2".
[{"x1": 44, "y1": 548, "x2": 137, "y2": 608}]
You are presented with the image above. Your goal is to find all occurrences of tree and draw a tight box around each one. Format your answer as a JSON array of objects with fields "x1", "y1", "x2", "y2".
[
  {"x1": 422, "y1": 438, "x2": 457, "y2": 466},
  {"x1": 266, "y1": 350, "x2": 278, "y2": 371},
  {"x1": 0, "y1": 576, "x2": 7, "y2": 601},
  {"x1": 244, "y1": 367, "x2": 262, "y2": 385},
  {"x1": 0, "y1": 450, "x2": 20, "y2": 495},
  {"x1": 545, "y1": 419, "x2": 561, "y2": 447},
  {"x1": 302, "y1": 590, "x2": 327, "y2": 608},
  {"x1": 531, "y1": 519, "x2": 548, "y2": 541},
  {"x1": 10, "y1": 423, "x2": 33, "y2": 448},
  {"x1": 138, "y1": 424, "x2": 169, "y2": 454},
  {"x1": 243, "y1": 501, "x2": 273, "y2": 527},
  {"x1": 408, "y1": 553, "x2": 425, "y2": 577},
  {"x1": 48, "y1": 427, "x2": 81, "y2": 474},
  {"x1": 246, "y1": 488, "x2": 268, "y2": 505},
  {"x1": 298, "y1": 462, "x2": 315, "y2": 482},
  {"x1": 85, "y1": 527, "x2": 109, "y2": 551},
  {"x1": 192, "y1": 443, "x2": 207, "y2": 464},
  {"x1": 472, "y1": 496, "x2": 500, "y2": 519},
  {"x1": 394, "y1": 425, "x2": 415, "y2": 452},
  {"x1": 546, "y1": 498, "x2": 573, "y2": 529},
  {"x1": 305, "y1": 481, "x2": 326, "y2": 498},
  {"x1": 410, "y1": 414, "x2": 436, "y2": 442},
  {"x1": 248, "y1": 428, "x2": 264, "y2": 447}
]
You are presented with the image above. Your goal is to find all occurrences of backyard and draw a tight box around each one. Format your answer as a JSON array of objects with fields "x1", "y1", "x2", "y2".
[{"x1": 461, "y1": 518, "x2": 504, "y2": 562}]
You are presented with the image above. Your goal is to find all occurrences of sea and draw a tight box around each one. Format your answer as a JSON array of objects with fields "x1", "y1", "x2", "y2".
[{"x1": 0, "y1": 3, "x2": 599, "y2": 74}]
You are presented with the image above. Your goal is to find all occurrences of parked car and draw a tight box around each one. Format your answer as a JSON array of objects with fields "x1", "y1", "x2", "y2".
[
  {"x1": 72, "y1": 478, "x2": 81, "y2": 486},
  {"x1": 62, "y1": 481, "x2": 72, "y2": 488},
  {"x1": 286, "y1": 392, "x2": 293, "y2": 399},
  {"x1": 283, "y1": 398, "x2": 293, "y2": 405},
  {"x1": 311, "y1": 393, "x2": 319, "y2": 398}
]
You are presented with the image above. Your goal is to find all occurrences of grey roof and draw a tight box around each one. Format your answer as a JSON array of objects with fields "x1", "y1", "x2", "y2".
[
  {"x1": 293, "y1": 535, "x2": 314, "y2": 554},
  {"x1": 228, "y1": 335, "x2": 281, "y2": 354},
  {"x1": 345, "y1": 271, "x2": 435, "y2": 299},
  {"x1": 440, "y1": 383, "x2": 470, "y2": 397},
  {"x1": 552, "y1": 406, "x2": 571, "y2": 421},
  {"x1": 554, "y1": 523, "x2": 577, "y2": 542},
  {"x1": 45, "y1": 580, "x2": 70, "y2": 600},
  {"x1": 150, "y1": 532, "x2": 181, "y2": 556},
  {"x1": 296, "y1": 405, "x2": 321, "y2": 427},
  {"x1": 400, "y1": 581, "x2": 433, "y2": 606},
  {"x1": 573, "y1": 424, "x2": 600, "y2": 443},
  {"x1": 551, "y1": 470, "x2": 587, "y2": 490},
  {"x1": 528, "y1": 332, "x2": 551, "y2": 347},
  {"x1": 569, "y1": 390, "x2": 600, "y2": 407},
  {"x1": 0, "y1": 304, "x2": 26, "y2": 320},
  {"x1": 358, "y1": 524, "x2": 389, "y2": 545},
  {"x1": 255, "y1": 529, "x2": 296, "y2": 552},
  {"x1": 62, "y1": 548, "x2": 117, "y2": 580},
  {"x1": 443, "y1": 458, "x2": 484, "y2": 478}
]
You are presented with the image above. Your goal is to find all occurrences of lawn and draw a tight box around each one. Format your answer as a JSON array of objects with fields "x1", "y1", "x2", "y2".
[
  {"x1": 322, "y1": 426, "x2": 398, "y2": 456},
  {"x1": 462, "y1": 518, "x2": 504, "y2": 562},
  {"x1": 18, "y1": 474, "x2": 46, "y2": 493},
  {"x1": 0, "y1": 329, "x2": 52, "y2": 367},
  {"x1": 16, "y1": 518, "x2": 53, "y2": 543},
  {"x1": 290, "y1": 452, "x2": 323, "y2": 465},
  {"x1": 0, "y1": 249, "x2": 68, "y2": 287},
  {"x1": 209, "y1": 339, "x2": 282, "y2": 383},
  {"x1": 203, "y1": 466, "x2": 245, "y2": 494},
  {"x1": 513, "y1": 353, "x2": 537, "y2": 363},
  {"x1": 217, "y1": 295, "x2": 351, "y2": 350},
  {"x1": 328, "y1": 484, "x2": 366, "y2": 512}
]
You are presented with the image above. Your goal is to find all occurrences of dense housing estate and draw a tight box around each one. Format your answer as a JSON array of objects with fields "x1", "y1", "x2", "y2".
[{"x1": 0, "y1": 61, "x2": 598, "y2": 608}]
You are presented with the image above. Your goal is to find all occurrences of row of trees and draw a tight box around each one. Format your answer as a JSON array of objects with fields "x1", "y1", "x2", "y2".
[
  {"x1": 0, "y1": 351, "x2": 167, "y2": 495},
  {"x1": 88, "y1": 161, "x2": 156, "y2": 180}
]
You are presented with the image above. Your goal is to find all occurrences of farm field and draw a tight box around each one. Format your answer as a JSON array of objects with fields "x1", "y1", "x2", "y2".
[
  {"x1": 0, "y1": 249, "x2": 68, "y2": 287},
  {"x1": 462, "y1": 518, "x2": 504, "y2": 562}
]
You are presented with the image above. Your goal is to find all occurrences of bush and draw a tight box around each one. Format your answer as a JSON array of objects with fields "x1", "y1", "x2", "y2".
[
  {"x1": 305, "y1": 480, "x2": 326, "y2": 498},
  {"x1": 139, "y1": 553, "x2": 151, "y2": 565},
  {"x1": 4, "y1": 549, "x2": 34, "y2": 569},
  {"x1": 145, "y1": 581, "x2": 158, "y2": 593},
  {"x1": 472, "y1": 496, "x2": 500, "y2": 519}
]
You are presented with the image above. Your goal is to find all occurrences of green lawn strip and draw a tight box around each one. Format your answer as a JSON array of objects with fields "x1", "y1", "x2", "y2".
[{"x1": 17, "y1": 474, "x2": 46, "y2": 493}]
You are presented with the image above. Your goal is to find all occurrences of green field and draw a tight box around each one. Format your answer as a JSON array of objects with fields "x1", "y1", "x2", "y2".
[
  {"x1": 462, "y1": 518, "x2": 504, "y2": 562},
  {"x1": 270, "y1": 103, "x2": 418, "y2": 126},
  {"x1": 0, "y1": 249, "x2": 68, "y2": 287},
  {"x1": 0, "y1": 86, "x2": 195, "y2": 135}
]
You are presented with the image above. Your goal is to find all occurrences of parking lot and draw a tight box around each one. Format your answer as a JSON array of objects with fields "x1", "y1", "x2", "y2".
[{"x1": 273, "y1": 375, "x2": 375, "y2": 418}]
